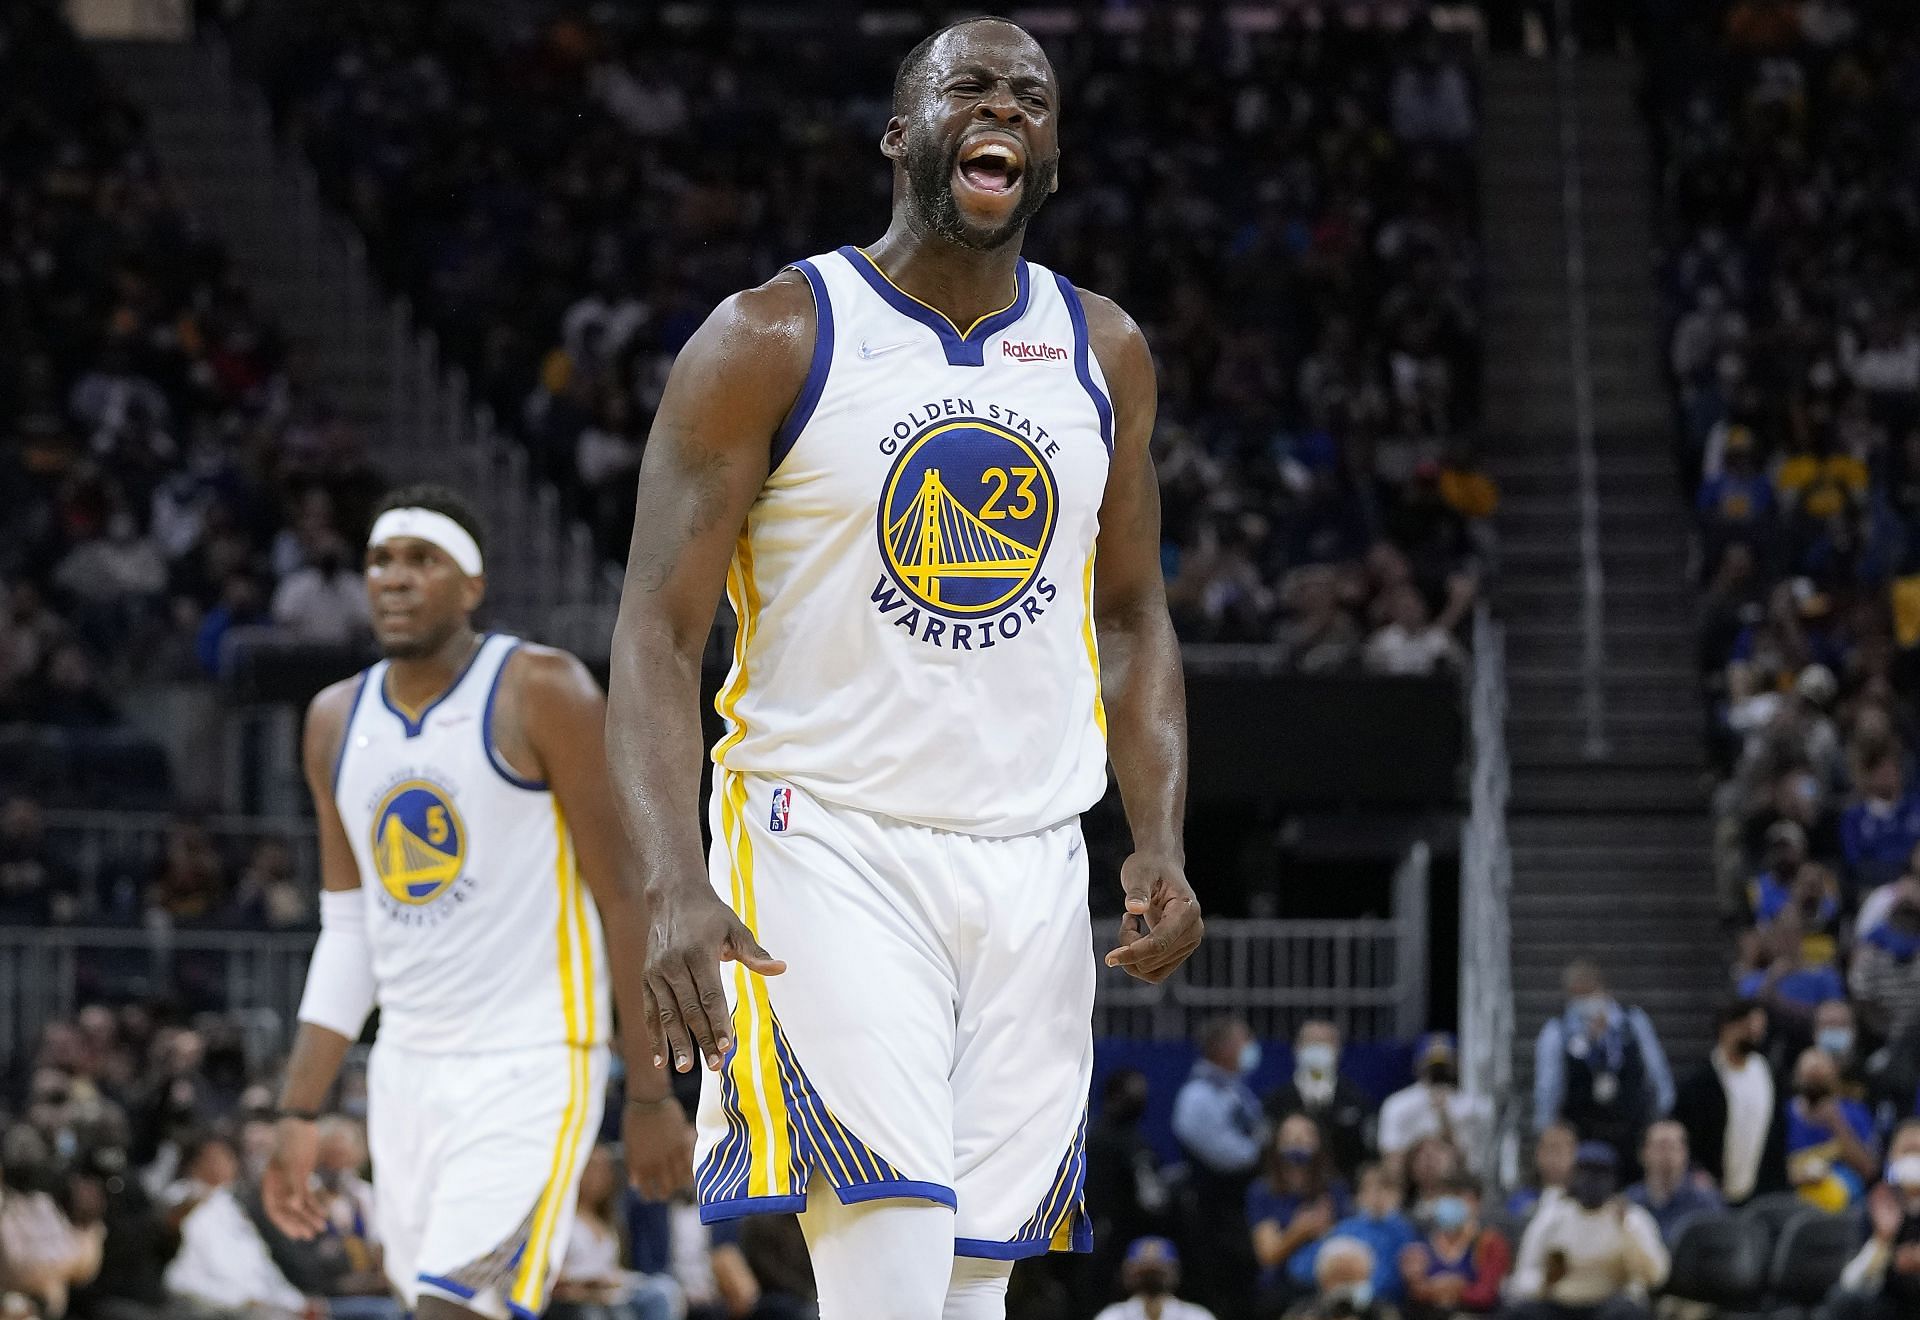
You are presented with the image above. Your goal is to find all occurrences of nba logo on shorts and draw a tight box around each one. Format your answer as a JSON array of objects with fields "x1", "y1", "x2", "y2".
[{"x1": 769, "y1": 786, "x2": 792, "y2": 833}]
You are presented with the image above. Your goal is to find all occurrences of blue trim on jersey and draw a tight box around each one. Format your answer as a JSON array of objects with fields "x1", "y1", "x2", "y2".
[
  {"x1": 379, "y1": 632, "x2": 491, "y2": 738},
  {"x1": 952, "y1": 1108, "x2": 1092, "y2": 1261},
  {"x1": 416, "y1": 1272, "x2": 476, "y2": 1300},
  {"x1": 838, "y1": 245, "x2": 1031, "y2": 367},
  {"x1": 506, "y1": 1304, "x2": 539, "y2": 1320},
  {"x1": 1053, "y1": 273, "x2": 1114, "y2": 455},
  {"x1": 481, "y1": 638, "x2": 548, "y2": 791},
  {"x1": 771, "y1": 260, "x2": 834, "y2": 470},
  {"x1": 956, "y1": 1236, "x2": 1068, "y2": 1261},
  {"x1": 330, "y1": 668, "x2": 371, "y2": 796},
  {"x1": 698, "y1": 1192, "x2": 808, "y2": 1223},
  {"x1": 837, "y1": 1179, "x2": 957, "y2": 1210}
]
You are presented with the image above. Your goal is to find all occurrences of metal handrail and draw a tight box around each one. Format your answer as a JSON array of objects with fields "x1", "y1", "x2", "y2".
[
  {"x1": 1458, "y1": 601, "x2": 1515, "y2": 1182},
  {"x1": 1553, "y1": 0, "x2": 1609, "y2": 760}
]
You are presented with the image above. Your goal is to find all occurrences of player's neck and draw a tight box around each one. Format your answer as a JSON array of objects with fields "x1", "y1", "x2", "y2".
[
  {"x1": 864, "y1": 220, "x2": 1024, "y2": 330},
  {"x1": 384, "y1": 626, "x2": 482, "y2": 712}
]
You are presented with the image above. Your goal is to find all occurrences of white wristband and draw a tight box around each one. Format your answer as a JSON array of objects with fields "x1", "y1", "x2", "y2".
[{"x1": 297, "y1": 888, "x2": 377, "y2": 1040}]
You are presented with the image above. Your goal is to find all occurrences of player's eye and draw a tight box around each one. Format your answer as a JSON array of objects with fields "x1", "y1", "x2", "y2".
[{"x1": 950, "y1": 80, "x2": 983, "y2": 95}]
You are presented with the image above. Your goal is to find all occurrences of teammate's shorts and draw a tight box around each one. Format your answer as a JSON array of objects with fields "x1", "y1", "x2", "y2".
[
  {"x1": 368, "y1": 1037, "x2": 608, "y2": 1317},
  {"x1": 693, "y1": 769, "x2": 1096, "y2": 1259}
]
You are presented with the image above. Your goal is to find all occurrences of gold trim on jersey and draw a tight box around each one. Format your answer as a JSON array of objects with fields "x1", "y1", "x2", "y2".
[
  {"x1": 721, "y1": 772, "x2": 796, "y2": 1196},
  {"x1": 712, "y1": 521, "x2": 761, "y2": 764},
  {"x1": 509, "y1": 804, "x2": 594, "y2": 1312},
  {"x1": 1080, "y1": 551, "x2": 1107, "y2": 737},
  {"x1": 852, "y1": 247, "x2": 1018, "y2": 340}
]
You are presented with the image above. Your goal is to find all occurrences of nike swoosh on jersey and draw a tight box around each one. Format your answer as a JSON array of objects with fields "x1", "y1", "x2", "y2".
[{"x1": 858, "y1": 338, "x2": 918, "y2": 359}]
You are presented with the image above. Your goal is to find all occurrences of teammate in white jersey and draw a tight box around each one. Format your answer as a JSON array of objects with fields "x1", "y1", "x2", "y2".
[
  {"x1": 606, "y1": 18, "x2": 1201, "y2": 1319},
  {"x1": 261, "y1": 486, "x2": 691, "y2": 1320}
]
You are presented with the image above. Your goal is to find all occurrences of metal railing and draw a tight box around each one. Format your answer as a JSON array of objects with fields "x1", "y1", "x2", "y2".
[
  {"x1": 1094, "y1": 842, "x2": 1430, "y2": 1043},
  {"x1": 1458, "y1": 603, "x2": 1516, "y2": 1182},
  {"x1": 1552, "y1": 0, "x2": 1609, "y2": 760},
  {"x1": 3, "y1": 893, "x2": 1431, "y2": 1065}
]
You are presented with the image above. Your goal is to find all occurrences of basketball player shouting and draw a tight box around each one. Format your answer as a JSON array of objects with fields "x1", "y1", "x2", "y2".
[
  {"x1": 607, "y1": 17, "x2": 1201, "y2": 1319},
  {"x1": 262, "y1": 486, "x2": 692, "y2": 1320}
]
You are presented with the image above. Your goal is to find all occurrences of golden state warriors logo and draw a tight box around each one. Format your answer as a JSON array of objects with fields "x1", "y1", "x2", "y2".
[
  {"x1": 369, "y1": 779, "x2": 466, "y2": 905},
  {"x1": 879, "y1": 418, "x2": 1057, "y2": 617}
]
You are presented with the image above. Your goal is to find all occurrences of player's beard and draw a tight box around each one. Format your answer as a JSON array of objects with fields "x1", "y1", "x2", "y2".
[
  {"x1": 904, "y1": 127, "x2": 1058, "y2": 251},
  {"x1": 376, "y1": 615, "x2": 462, "y2": 662}
]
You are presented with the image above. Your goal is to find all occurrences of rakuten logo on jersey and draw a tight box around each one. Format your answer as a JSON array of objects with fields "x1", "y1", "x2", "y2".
[{"x1": 1002, "y1": 340, "x2": 1069, "y2": 364}]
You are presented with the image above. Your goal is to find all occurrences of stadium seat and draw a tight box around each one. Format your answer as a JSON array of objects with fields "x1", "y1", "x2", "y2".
[
  {"x1": 1738, "y1": 1191, "x2": 1812, "y2": 1260},
  {"x1": 1663, "y1": 1211, "x2": 1768, "y2": 1311},
  {"x1": 1766, "y1": 1209, "x2": 1859, "y2": 1311}
]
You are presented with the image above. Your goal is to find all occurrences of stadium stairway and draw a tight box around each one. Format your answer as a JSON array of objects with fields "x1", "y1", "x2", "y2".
[
  {"x1": 1479, "y1": 55, "x2": 1723, "y2": 1088},
  {"x1": 90, "y1": 38, "x2": 604, "y2": 637}
]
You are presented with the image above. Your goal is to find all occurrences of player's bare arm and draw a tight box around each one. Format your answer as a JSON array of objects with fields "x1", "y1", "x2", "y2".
[
  {"x1": 1082, "y1": 292, "x2": 1202, "y2": 984},
  {"x1": 490, "y1": 644, "x2": 694, "y2": 1198},
  {"x1": 605, "y1": 274, "x2": 811, "y2": 1076},
  {"x1": 264, "y1": 677, "x2": 367, "y2": 1239}
]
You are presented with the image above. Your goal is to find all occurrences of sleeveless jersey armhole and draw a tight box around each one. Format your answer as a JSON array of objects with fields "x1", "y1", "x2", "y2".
[
  {"x1": 481, "y1": 639, "x2": 548, "y2": 791},
  {"x1": 770, "y1": 259, "x2": 834, "y2": 473}
]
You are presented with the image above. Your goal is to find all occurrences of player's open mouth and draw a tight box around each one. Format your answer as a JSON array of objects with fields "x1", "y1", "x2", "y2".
[{"x1": 955, "y1": 137, "x2": 1024, "y2": 197}]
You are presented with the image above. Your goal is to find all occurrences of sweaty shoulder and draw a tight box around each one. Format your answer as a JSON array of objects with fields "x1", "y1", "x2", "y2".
[
  {"x1": 677, "y1": 268, "x2": 817, "y2": 427},
  {"x1": 500, "y1": 641, "x2": 601, "y2": 708},
  {"x1": 1074, "y1": 287, "x2": 1155, "y2": 424},
  {"x1": 302, "y1": 674, "x2": 364, "y2": 786}
]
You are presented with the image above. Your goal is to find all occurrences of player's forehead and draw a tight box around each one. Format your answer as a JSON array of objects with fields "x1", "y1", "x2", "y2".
[
  {"x1": 367, "y1": 534, "x2": 456, "y2": 566},
  {"x1": 923, "y1": 21, "x2": 1055, "y2": 93}
]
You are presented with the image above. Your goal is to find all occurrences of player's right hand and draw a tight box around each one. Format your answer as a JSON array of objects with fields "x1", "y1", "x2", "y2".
[
  {"x1": 644, "y1": 882, "x2": 785, "y2": 1073},
  {"x1": 262, "y1": 1117, "x2": 328, "y2": 1239}
]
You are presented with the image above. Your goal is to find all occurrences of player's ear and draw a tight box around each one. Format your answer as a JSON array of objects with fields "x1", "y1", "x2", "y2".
[
  {"x1": 463, "y1": 573, "x2": 486, "y2": 615},
  {"x1": 881, "y1": 117, "x2": 907, "y2": 162}
]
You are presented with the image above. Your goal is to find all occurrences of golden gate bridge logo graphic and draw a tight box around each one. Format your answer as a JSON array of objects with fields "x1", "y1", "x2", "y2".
[
  {"x1": 370, "y1": 779, "x2": 467, "y2": 905},
  {"x1": 878, "y1": 418, "x2": 1056, "y2": 616}
]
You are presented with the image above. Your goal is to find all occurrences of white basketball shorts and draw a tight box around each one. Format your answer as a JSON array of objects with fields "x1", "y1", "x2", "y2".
[
  {"x1": 368, "y1": 1037, "x2": 608, "y2": 1318},
  {"x1": 693, "y1": 769, "x2": 1096, "y2": 1259}
]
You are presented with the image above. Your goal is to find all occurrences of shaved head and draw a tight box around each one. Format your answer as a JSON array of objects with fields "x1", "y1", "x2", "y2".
[{"x1": 893, "y1": 16, "x2": 1049, "y2": 116}]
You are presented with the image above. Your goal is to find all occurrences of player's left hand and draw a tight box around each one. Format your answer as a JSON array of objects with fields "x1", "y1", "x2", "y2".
[
  {"x1": 623, "y1": 1094, "x2": 695, "y2": 1202},
  {"x1": 1105, "y1": 853, "x2": 1202, "y2": 984}
]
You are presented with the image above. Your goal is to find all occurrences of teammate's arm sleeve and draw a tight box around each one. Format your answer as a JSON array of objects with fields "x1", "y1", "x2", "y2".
[{"x1": 280, "y1": 683, "x2": 372, "y2": 1112}]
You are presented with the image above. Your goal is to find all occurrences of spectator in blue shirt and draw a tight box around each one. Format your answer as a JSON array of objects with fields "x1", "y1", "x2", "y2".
[
  {"x1": 1625, "y1": 1120, "x2": 1723, "y2": 1243},
  {"x1": 1533, "y1": 959, "x2": 1676, "y2": 1172},
  {"x1": 1289, "y1": 1163, "x2": 1420, "y2": 1304},
  {"x1": 1784, "y1": 1047, "x2": 1878, "y2": 1212},
  {"x1": 1248, "y1": 1114, "x2": 1351, "y2": 1309},
  {"x1": 1841, "y1": 743, "x2": 1920, "y2": 893}
]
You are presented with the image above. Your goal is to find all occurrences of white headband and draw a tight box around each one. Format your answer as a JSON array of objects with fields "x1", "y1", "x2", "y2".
[{"x1": 367, "y1": 507, "x2": 484, "y2": 576}]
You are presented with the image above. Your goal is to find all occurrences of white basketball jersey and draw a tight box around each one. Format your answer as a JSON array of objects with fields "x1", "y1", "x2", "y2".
[
  {"x1": 332, "y1": 633, "x2": 609, "y2": 1053},
  {"x1": 714, "y1": 247, "x2": 1113, "y2": 836}
]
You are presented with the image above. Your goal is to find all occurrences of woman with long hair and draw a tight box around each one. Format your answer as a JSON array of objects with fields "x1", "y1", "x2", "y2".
[{"x1": 1247, "y1": 1113, "x2": 1350, "y2": 1317}]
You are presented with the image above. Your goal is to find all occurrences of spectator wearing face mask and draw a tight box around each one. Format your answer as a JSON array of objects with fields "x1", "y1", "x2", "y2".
[
  {"x1": 1673, "y1": 1000, "x2": 1788, "y2": 1205},
  {"x1": 1288, "y1": 1164, "x2": 1419, "y2": 1307},
  {"x1": 1248, "y1": 1115, "x2": 1351, "y2": 1314},
  {"x1": 1377, "y1": 1035, "x2": 1490, "y2": 1171},
  {"x1": 1784, "y1": 1046, "x2": 1879, "y2": 1212},
  {"x1": 1283, "y1": 1235, "x2": 1399, "y2": 1320},
  {"x1": 1833, "y1": 1119, "x2": 1920, "y2": 1320},
  {"x1": 1508, "y1": 1143, "x2": 1667, "y2": 1320},
  {"x1": 1093, "y1": 1236, "x2": 1217, "y2": 1320},
  {"x1": 1810, "y1": 998, "x2": 1875, "y2": 1102},
  {"x1": 1395, "y1": 1174, "x2": 1508, "y2": 1319},
  {"x1": 1173, "y1": 1016, "x2": 1268, "y2": 1314},
  {"x1": 1267, "y1": 1021, "x2": 1375, "y2": 1180},
  {"x1": 268, "y1": 532, "x2": 369, "y2": 644},
  {"x1": 1507, "y1": 1123, "x2": 1577, "y2": 1221},
  {"x1": 1624, "y1": 1121, "x2": 1722, "y2": 1244},
  {"x1": 1534, "y1": 960, "x2": 1674, "y2": 1175}
]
